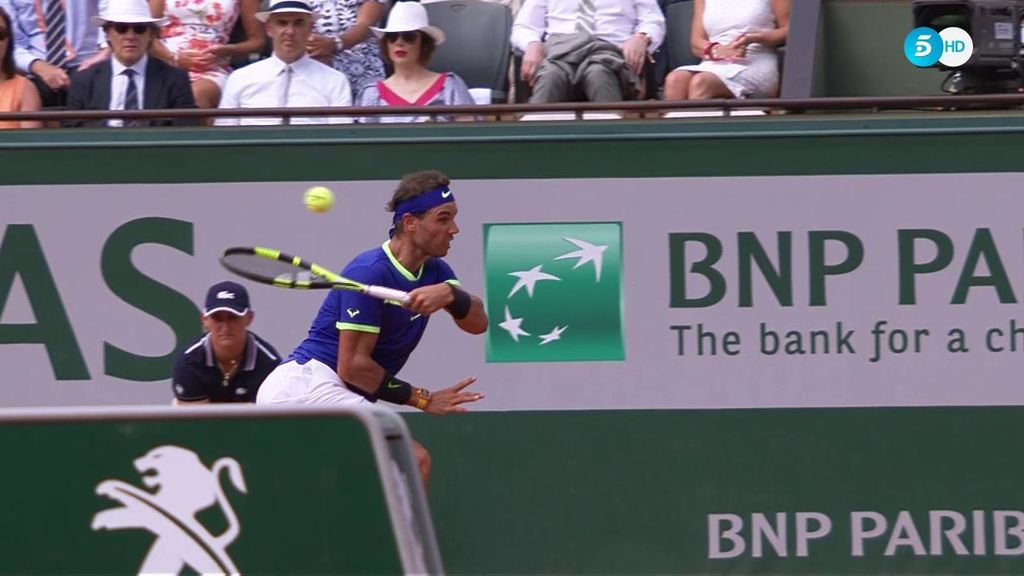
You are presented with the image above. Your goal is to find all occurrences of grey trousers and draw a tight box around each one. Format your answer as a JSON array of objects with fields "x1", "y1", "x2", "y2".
[
  {"x1": 530, "y1": 61, "x2": 624, "y2": 103},
  {"x1": 528, "y1": 33, "x2": 632, "y2": 103}
]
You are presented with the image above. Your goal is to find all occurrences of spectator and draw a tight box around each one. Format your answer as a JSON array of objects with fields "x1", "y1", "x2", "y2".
[
  {"x1": 172, "y1": 281, "x2": 280, "y2": 404},
  {"x1": 0, "y1": 5, "x2": 41, "y2": 128},
  {"x1": 148, "y1": 0, "x2": 267, "y2": 109},
  {"x1": 356, "y1": 1, "x2": 474, "y2": 123},
  {"x1": 215, "y1": 0, "x2": 353, "y2": 125},
  {"x1": 511, "y1": 0, "x2": 664, "y2": 103},
  {"x1": 307, "y1": 0, "x2": 386, "y2": 100},
  {"x1": 663, "y1": 0, "x2": 789, "y2": 100},
  {"x1": 0, "y1": 0, "x2": 109, "y2": 108},
  {"x1": 67, "y1": 0, "x2": 197, "y2": 126}
]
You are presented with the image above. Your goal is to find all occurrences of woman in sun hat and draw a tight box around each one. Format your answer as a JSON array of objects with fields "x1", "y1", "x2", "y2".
[{"x1": 356, "y1": 0, "x2": 474, "y2": 123}]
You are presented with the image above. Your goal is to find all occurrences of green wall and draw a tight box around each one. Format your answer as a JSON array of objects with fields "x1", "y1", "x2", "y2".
[
  {"x1": 5, "y1": 116, "x2": 1024, "y2": 573},
  {"x1": 824, "y1": 0, "x2": 948, "y2": 97},
  {"x1": 3, "y1": 113, "x2": 1024, "y2": 185},
  {"x1": 409, "y1": 407, "x2": 1024, "y2": 574}
]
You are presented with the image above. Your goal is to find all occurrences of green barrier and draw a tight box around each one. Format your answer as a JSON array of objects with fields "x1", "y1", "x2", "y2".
[
  {"x1": 0, "y1": 406, "x2": 442, "y2": 574},
  {"x1": 3, "y1": 114, "x2": 1024, "y2": 184},
  {"x1": 410, "y1": 407, "x2": 1024, "y2": 575}
]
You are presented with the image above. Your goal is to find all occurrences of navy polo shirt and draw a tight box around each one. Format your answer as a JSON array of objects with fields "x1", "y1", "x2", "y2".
[
  {"x1": 289, "y1": 242, "x2": 458, "y2": 375},
  {"x1": 172, "y1": 331, "x2": 280, "y2": 403}
]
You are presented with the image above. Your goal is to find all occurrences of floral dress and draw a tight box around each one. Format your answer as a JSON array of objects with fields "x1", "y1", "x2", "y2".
[
  {"x1": 310, "y1": 0, "x2": 386, "y2": 100},
  {"x1": 160, "y1": 0, "x2": 242, "y2": 90}
]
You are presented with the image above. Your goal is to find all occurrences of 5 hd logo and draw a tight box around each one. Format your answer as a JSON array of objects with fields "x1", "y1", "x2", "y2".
[{"x1": 904, "y1": 26, "x2": 973, "y2": 67}]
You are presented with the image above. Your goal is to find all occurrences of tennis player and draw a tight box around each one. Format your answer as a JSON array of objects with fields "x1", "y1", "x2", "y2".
[{"x1": 257, "y1": 170, "x2": 488, "y2": 487}]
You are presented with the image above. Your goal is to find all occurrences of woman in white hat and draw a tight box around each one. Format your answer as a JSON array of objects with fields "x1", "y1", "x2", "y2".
[
  {"x1": 147, "y1": 0, "x2": 267, "y2": 109},
  {"x1": 356, "y1": 1, "x2": 473, "y2": 123}
]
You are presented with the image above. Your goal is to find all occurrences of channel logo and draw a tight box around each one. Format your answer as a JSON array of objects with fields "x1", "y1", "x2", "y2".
[{"x1": 904, "y1": 26, "x2": 973, "y2": 67}]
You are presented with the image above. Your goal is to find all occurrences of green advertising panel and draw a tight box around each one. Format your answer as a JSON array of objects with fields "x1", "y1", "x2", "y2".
[
  {"x1": 0, "y1": 406, "x2": 439, "y2": 575},
  {"x1": 411, "y1": 407, "x2": 1024, "y2": 575}
]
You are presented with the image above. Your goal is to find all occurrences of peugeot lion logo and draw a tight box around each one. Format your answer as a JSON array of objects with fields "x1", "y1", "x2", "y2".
[{"x1": 91, "y1": 445, "x2": 248, "y2": 575}]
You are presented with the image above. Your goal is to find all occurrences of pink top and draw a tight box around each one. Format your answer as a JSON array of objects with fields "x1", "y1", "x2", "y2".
[{"x1": 375, "y1": 74, "x2": 448, "y2": 106}]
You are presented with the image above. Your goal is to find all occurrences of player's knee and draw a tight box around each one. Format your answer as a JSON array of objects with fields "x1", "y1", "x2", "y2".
[{"x1": 415, "y1": 444, "x2": 432, "y2": 475}]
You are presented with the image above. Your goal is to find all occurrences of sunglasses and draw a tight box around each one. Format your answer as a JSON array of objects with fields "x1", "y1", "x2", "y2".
[
  {"x1": 108, "y1": 23, "x2": 150, "y2": 35},
  {"x1": 384, "y1": 31, "x2": 421, "y2": 43},
  {"x1": 0, "y1": 29, "x2": 9, "y2": 41}
]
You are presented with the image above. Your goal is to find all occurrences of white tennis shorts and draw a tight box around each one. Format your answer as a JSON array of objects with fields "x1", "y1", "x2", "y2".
[{"x1": 256, "y1": 359, "x2": 370, "y2": 406}]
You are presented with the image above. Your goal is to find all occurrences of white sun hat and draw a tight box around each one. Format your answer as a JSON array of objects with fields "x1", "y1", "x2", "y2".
[
  {"x1": 255, "y1": 0, "x2": 321, "y2": 23},
  {"x1": 91, "y1": 0, "x2": 167, "y2": 25},
  {"x1": 371, "y1": 1, "x2": 446, "y2": 45}
]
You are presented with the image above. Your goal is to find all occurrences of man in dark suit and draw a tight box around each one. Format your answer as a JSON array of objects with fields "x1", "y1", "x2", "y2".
[{"x1": 67, "y1": 0, "x2": 196, "y2": 127}]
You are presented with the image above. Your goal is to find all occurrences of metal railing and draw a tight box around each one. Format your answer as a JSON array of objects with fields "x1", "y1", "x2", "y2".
[{"x1": 1, "y1": 93, "x2": 1023, "y2": 125}]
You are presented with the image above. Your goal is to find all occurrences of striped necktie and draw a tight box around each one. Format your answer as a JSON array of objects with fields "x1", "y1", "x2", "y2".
[
  {"x1": 280, "y1": 64, "x2": 293, "y2": 124},
  {"x1": 123, "y1": 69, "x2": 139, "y2": 126},
  {"x1": 575, "y1": 0, "x2": 596, "y2": 36},
  {"x1": 43, "y1": 0, "x2": 67, "y2": 68}
]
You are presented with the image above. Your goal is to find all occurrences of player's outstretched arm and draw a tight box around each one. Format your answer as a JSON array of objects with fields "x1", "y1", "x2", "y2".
[{"x1": 339, "y1": 331, "x2": 483, "y2": 412}]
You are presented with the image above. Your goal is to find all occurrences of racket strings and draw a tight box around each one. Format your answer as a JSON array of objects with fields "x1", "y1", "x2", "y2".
[{"x1": 221, "y1": 253, "x2": 331, "y2": 284}]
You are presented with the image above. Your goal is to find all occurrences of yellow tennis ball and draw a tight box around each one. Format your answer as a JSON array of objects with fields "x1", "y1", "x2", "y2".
[{"x1": 304, "y1": 186, "x2": 334, "y2": 213}]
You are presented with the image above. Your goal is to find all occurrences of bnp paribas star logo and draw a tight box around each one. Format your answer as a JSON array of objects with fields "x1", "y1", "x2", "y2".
[{"x1": 484, "y1": 222, "x2": 624, "y2": 362}]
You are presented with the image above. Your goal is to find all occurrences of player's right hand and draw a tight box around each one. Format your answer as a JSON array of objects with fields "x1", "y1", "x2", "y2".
[{"x1": 424, "y1": 376, "x2": 483, "y2": 415}]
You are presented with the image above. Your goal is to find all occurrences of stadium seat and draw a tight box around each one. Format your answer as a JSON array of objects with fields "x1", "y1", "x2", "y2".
[
  {"x1": 663, "y1": 0, "x2": 698, "y2": 71},
  {"x1": 424, "y1": 0, "x2": 513, "y2": 104}
]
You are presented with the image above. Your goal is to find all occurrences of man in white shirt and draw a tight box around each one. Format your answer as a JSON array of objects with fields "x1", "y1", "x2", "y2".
[
  {"x1": 511, "y1": 0, "x2": 665, "y2": 103},
  {"x1": 215, "y1": 0, "x2": 353, "y2": 126}
]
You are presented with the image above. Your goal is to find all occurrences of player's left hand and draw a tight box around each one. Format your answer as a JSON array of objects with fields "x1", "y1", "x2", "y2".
[
  {"x1": 405, "y1": 283, "x2": 457, "y2": 315},
  {"x1": 423, "y1": 376, "x2": 484, "y2": 414}
]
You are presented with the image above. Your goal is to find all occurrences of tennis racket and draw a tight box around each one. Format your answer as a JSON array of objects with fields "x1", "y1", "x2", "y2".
[{"x1": 220, "y1": 247, "x2": 410, "y2": 303}]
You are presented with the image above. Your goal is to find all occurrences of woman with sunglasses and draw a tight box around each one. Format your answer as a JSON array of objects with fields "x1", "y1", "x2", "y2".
[
  {"x1": 356, "y1": 1, "x2": 473, "y2": 123},
  {"x1": 0, "y1": 5, "x2": 40, "y2": 129},
  {"x1": 148, "y1": 0, "x2": 267, "y2": 109}
]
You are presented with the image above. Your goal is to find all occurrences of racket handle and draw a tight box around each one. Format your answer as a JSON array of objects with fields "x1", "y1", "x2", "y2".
[{"x1": 364, "y1": 285, "x2": 411, "y2": 303}]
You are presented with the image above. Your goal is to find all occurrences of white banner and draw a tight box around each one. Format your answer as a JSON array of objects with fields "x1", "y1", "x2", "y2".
[{"x1": 2, "y1": 173, "x2": 1023, "y2": 409}]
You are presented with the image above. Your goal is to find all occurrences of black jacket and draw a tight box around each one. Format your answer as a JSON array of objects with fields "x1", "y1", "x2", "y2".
[{"x1": 67, "y1": 57, "x2": 198, "y2": 126}]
